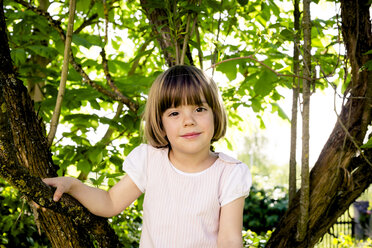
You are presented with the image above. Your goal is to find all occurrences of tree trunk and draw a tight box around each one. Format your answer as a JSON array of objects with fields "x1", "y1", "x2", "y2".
[
  {"x1": 266, "y1": 0, "x2": 372, "y2": 247},
  {"x1": 297, "y1": 0, "x2": 311, "y2": 242},
  {"x1": 288, "y1": 0, "x2": 300, "y2": 208},
  {"x1": 140, "y1": 0, "x2": 176, "y2": 67},
  {"x1": 0, "y1": 1, "x2": 121, "y2": 247},
  {"x1": 140, "y1": 0, "x2": 195, "y2": 67}
]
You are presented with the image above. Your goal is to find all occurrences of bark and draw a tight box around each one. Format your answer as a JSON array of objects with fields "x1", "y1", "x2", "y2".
[
  {"x1": 266, "y1": 0, "x2": 372, "y2": 247},
  {"x1": 0, "y1": 2, "x2": 121, "y2": 247}
]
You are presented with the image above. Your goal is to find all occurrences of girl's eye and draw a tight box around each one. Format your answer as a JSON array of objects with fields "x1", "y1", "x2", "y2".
[
  {"x1": 196, "y1": 107, "x2": 207, "y2": 112},
  {"x1": 169, "y1": 112, "x2": 179, "y2": 117}
]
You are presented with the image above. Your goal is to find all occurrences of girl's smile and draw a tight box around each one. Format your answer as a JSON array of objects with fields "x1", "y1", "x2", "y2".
[{"x1": 180, "y1": 132, "x2": 201, "y2": 139}]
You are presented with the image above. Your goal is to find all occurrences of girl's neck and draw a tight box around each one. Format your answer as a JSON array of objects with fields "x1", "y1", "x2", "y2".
[{"x1": 168, "y1": 148, "x2": 218, "y2": 173}]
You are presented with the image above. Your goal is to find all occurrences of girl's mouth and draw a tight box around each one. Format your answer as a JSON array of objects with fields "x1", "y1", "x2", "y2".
[{"x1": 181, "y1": 132, "x2": 201, "y2": 139}]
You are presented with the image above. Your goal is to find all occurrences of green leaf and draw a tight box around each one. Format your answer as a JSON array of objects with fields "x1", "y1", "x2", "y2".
[
  {"x1": 254, "y1": 70, "x2": 276, "y2": 96},
  {"x1": 256, "y1": 15, "x2": 267, "y2": 27},
  {"x1": 225, "y1": 138, "x2": 233, "y2": 150},
  {"x1": 110, "y1": 156, "x2": 124, "y2": 168},
  {"x1": 28, "y1": 45, "x2": 58, "y2": 59},
  {"x1": 84, "y1": 34, "x2": 104, "y2": 48},
  {"x1": 72, "y1": 34, "x2": 93, "y2": 48},
  {"x1": 362, "y1": 60, "x2": 372, "y2": 71},
  {"x1": 89, "y1": 99, "x2": 101, "y2": 110},
  {"x1": 279, "y1": 29, "x2": 294, "y2": 41},
  {"x1": 88, "y1": 148, "x2": 103, "y2": 164},
  {"x1": 122, "y1": 115, "x2": 135, "y2": 130},
  {"x1": 76, "y1": 0, "x2": 91, "y2": 13},
  {"x1": 361, "y1": 137, "x2": 372, "y2": 149},
  {"x1": 257, "y1": 115, "x2": 266, "y2": 129},
  {"x1": 251, "y1": 98, "x2": 262, "y2": 113},
  {"x1": 90, "y1": 174, "x2": 106, "y2": 186},
  {"x1": 77, "y1": 160, "x2": 91, "y2": 175},
  {"x1": 216, "y1": 60, "x2": 238, "y2": 81},
  {"x1": 271, "y1": 103, "x2": 290, "y2": 121},
  {"x1": 67, "y1": 68, "x2": 83, "y2": 81},
  {"x1": 10, "y1": 48, "x2": 27, "y2": 65}
]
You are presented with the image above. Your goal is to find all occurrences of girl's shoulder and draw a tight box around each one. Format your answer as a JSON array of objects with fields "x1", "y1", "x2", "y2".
[
  {"x1": 216, "y1": 152, "x2": 242, "y2": 165},
  {"x1": 128, "y1": 143, "x2": 167, "y2": 156},
  {"x1": 215, "y1": 152, "x2": 251, "y2": 177}
]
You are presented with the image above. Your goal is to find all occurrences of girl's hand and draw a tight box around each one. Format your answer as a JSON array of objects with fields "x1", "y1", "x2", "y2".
[{"x1": 43, "y1": 177, "x2": 78, "y2": 202}]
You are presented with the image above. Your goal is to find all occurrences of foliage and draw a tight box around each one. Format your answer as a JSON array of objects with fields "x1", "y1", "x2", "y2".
[
  {"x1": 0, "y1": 179, "x2": 50, "y2": 247},
  {"x1": 238, "y1": 132, "x2": 289, "y2": 187},
  {"x1": 242, "y1": 229, "x2": 272, "y2": 248},
  {"x1": 243, "y1": 184, "x2": 288, "y2": 234},
  {"x1": 2, "y1": 0, "x2": 352, "y2": 245},
  {"x1": 3, "y1": 0, "x2": 345, "y2": 181},
  {"x1": 109, "y1": 196, "x2": 143, "y2": 248},
  {"x1": 331, "y1": 234, "x2": 372, "y2": 248}
]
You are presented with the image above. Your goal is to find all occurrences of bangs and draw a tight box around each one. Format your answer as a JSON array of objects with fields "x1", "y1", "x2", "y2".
[{"x1": 159, "y1": 68, "x2": 212, "y2": 113}]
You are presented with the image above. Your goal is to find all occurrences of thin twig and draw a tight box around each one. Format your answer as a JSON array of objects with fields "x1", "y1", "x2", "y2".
[
  {"x1": 180, "y1": 12, "x2": 197, "y2": 65},
  {"x1": 128, "y1": 39, "x2": 151, "y2": 75},
  {"x1": 100, "y1": 49, "x2": 137, "y2": 112},
  {"x1": 103, "y1": 0, "x2": 109, "y2": 43},
  {"x1": 180, "y1": 14, "x2": 191, "y2": 65},
  {"x1": 100, "y1": 103, "x2": 123, "y2": 144},
  {"x1": 47, "y1": 0, "x2": 76, "y2": 146},
  {"x1": 211, "y1": 0, "x2": 223, "y2": 75},
  {"x1": 195, "y1": 22, "x2": 203, "y2": 69},
  {"x1": 207, "y1": 55, "x2": 347, "y2": 83}
]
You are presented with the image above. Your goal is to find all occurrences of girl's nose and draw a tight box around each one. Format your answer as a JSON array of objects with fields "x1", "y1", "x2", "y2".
[{"x1": 183, "y1": 112, "x2": 196, "y2": 126}]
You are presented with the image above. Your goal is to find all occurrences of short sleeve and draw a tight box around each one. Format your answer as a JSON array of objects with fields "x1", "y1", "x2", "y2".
[
  {"x1": 220, "y1": 162, "x2": 252, "y2": 206},
  {"x1": 122, "y1": 144, "x2": 148, "y2": 193}
]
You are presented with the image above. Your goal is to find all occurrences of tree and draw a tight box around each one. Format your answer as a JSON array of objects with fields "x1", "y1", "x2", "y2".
[
  {"x1": 0, "y1": 0, "x2": 371, "y2": 247},
  {"x1": 267, "y1": 0, "x2": 372, "y2": 246}
]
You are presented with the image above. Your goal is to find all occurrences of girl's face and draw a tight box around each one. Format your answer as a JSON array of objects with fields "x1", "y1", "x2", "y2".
[{"x1": 161, "y1": 101, "x2": 214, "y2": 157}]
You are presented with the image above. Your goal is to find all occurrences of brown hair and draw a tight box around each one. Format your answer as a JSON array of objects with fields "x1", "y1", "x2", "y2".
[{"x1": 143, "y1": 65, "x2": 227, "y2": 148}]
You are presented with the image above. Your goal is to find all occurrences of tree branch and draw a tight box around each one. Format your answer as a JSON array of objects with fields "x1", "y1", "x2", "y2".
[
  {"x1": 0, "y1": 151, "x2": 121, "y2": 247},
  {"x1": 47, "y1": 0, "x2": 76, "y2": 147},
  {"x1": 207, "y1": 55, "x2": 342, "y2": 83}
]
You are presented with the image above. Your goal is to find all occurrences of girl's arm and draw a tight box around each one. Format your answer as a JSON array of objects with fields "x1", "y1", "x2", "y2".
[
  {"x1": 217, "y1": 197, "x2": 245, "y2": 248},
  {"x1": 43, "y1": 175, "x2": 142, "y2": 218}
]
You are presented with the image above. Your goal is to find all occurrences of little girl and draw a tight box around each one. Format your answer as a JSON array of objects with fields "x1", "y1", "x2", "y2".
[{"x1": 43, "y1": 65, "x2": 252, "y2": 247}]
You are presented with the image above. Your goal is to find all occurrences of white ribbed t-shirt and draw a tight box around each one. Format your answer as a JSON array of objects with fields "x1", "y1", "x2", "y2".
[{"x1": 123, "y1": 144, "x2": 252, "y2": 248}]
